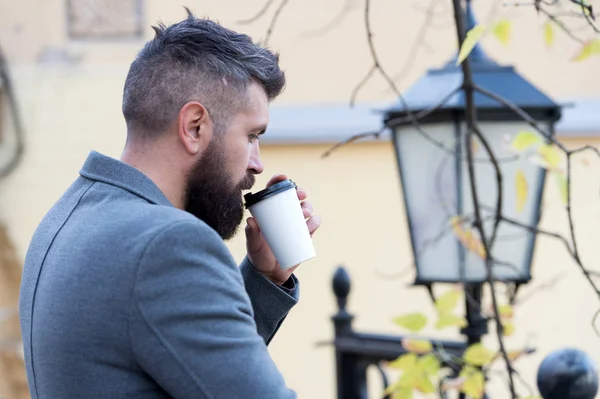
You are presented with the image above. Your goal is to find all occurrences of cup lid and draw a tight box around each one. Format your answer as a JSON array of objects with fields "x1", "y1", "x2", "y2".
[{"x1": 244, "y1": 179, "x2": 297, "y2": 208}]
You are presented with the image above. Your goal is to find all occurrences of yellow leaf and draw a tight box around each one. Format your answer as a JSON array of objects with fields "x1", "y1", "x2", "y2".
[
  {"x1": 544, "y1": 20, "x2": 554, "y2": 48},
  {"x1": 402, "y1": 339, "x2": 433, "y2": 354},
  {"x1": 572, "y1": 39, "x2": 600, "y2": 62},
  {"x1": 554, "y1": 171, "x2": 568, "y2": 204},
  {"x1": 507, "y1": 349, "x2": 527, "y2": 362},
  {"x1": 471, "y1": 136, "x2": 480, "y2": 155},
  {"x1": 417, "y1": 354, "x2": 441, "y2": 374},
  {"x1": 460, "y1": 368, "x2": 485, "y2": 399},
  {"x1": 450, "y1": 216, "x2": 486, "y2": 259},
  {"x1": 435, "y1": 288, "x2": 462, "y2": 315},
  {"x1": 457, "y1": 25, "x2": 486, "y2": 65},
  {"x1": 463, "y1": 343, "x2": 495, "y2": 366},
  {"x1": 435, "y1": 313, "x2": 468, "y2": 330},
  {"x1": 392, "y1": 313, "x2": 428, "y2": 333},
  {"x1": 515, "y1": 169, "x2": 528, "y2": 213},
  {"x1": 384, "y1": 380, "x2": 402, "y2": 395},
  {"x1": 387, "y1": 353, "x2": 418, "y2": 370},
  {"x1": 414, "y1": 374, "x2": 436, "y2": 394},
  {"x1": 502, "y1": 321, "x2": 515, "y2": 336},
  {"x1": 498, "y1": 304, "x2": 514, "y2": 318},
  {"x1": 391, "y1": 387, "x2": 413, "y2": 399},
  {"x1": 539, "y1": 144, "x2": 561, "y2": 170},
  {"x1": 493, "y1": 19, "x2": 511, "y2": 45},
  {"x1": 511, "y1": 131, "x2": 543, "y2": 152},
  {"x1": 398, "y1": 368, "x2": 420, "y2": 387}
]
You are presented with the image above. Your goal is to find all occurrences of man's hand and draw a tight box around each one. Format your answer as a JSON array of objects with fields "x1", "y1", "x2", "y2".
[{"x1": 245, "y1": 174, "x2": 321, "y2": 286}]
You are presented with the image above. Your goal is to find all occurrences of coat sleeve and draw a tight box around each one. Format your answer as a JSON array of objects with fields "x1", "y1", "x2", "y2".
[
  {"x1": 129, "y1": 221, "x2": 297, "y2": 399},
  {"x1": 239, "y1": 257, "x2": 299, "y2": 345}
]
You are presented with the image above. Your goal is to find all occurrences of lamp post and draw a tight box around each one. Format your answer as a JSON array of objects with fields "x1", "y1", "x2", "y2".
[
  {"x1": 328, "y1": 2, "x2": 583, "y2": 399},
  {"x1": 384, "y1": 0, "x2": 561, "y2": 346}
]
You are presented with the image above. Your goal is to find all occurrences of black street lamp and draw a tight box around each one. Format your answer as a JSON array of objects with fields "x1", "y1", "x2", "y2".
[
  {"x1": 382, "y1": 0, "x2": 562, "y2": 358},
  {"x1": 328, "y1": 2, "x2": 595, "y2": 399},
  {"x1": 385, "y1": 2, "x2": 560, "y2": 288}
]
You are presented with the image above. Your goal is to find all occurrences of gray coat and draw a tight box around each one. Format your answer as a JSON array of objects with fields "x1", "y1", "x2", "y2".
[{"x1": 19, "y1": 151, "x2": 298, "y2": 398}]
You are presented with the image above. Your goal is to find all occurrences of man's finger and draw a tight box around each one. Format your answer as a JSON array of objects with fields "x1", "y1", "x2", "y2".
[
  {"x1": 301, "y1": 201, "x2": 313, "y2": 219},
  {"x1": 296, "y1": 187, "x2": 307, "y2": 201},
  {"x1": 307, "y1": 215, "x2": 321, "y2": 236},
  {"x1": 266, "y1": 174, "x2": 289, "y2": 188},
  {"x1": 245, "y1": 217, "x2": 260, "y2": 237}
]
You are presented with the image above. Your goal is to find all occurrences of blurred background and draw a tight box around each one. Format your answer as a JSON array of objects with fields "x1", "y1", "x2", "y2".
[{"x1": 0, "y1": 0, "x2": 599, "y2": 398}]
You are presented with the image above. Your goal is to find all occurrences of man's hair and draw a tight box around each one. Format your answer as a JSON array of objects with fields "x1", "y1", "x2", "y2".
[{"x1": 122, "y1": 8, "x2": 286, "y2": 138}]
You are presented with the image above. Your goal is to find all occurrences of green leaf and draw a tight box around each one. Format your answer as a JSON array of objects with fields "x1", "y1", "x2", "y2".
[
  {"x1": 463, "y1": 343, "x2": 495, "y2": 366},
  {"x1": 402, "y1": 338, "x2": 433, "y2": 354},
  {"x1": 544, "y1": 20, "x2": 554, "y2": 48},
  {"x1": 539, "y1": 144, "x2": 562, "y2": 170},
  {"x1": 392, "y1": 313, "x2": 428, "y2": 333},
  {"x1": 493, "y1": 19, "x2": 511, "y2": 45},
  {"x1": 417, "y1": 354, "x2": 441, "y2": 374},
  {"x1": 435, "y1": 288, "x2": 462, "y2": 315},
  {"x1": 510, "y1": 131, "x2": 543, "y2": 152},
  {"x1": 391, "y1": 387, "x2": 413, "y2": 399},
  {"x1": 435, "y1": 313, "x2": 468, "y2": 330},
  {"x1": 398, "y1": 368, "x2": 420, "y2": 387},
  {"x1": 414, "y1": 374, "x2": 436, "y2": 394},
  {"x1": 502, "y1": 320, "x2": 515, "y2": 336},
  {"x1": 460, "y1": 367, "x2": 485, "y2": 399},
  {"x1": 572, "y1": 39, "x2": 600, "y2": 62},
  {"x1": 457, "y1": 25, "x2": 486, "y2": 65},
  {"x1": 387, "y1": 353, "x2": 418, "y2": 370},
  {"x1": 498, "y1": 304, "x2": 514, "y2": 318},
  {"x1": 384, "y1": 380, "x2": 402, "y2": 395}
]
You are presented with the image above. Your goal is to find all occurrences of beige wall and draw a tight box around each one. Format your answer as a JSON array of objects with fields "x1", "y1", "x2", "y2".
[{"x1": 1, "y1": 0, "x2": 600, "y2": 398}]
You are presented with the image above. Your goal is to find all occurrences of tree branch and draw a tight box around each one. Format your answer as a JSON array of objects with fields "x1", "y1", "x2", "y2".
[
  {"x1": 264, "y1": 0, "x2": 291, "y2": 46},
  {"x1": 237, "y1": 0, "x2": 277, "y2": 24},
  {"x1": 299, "y1": 0, "x2": 357, "y2": 38},
  {"x1": 389, "y1": 0, "x2": 442, "y2": 86},
  {"x1": 350, "y1": 64, "x2": 377, "y2": 107},
  {"x1": 451, "y1": 0, "x2": 517, "y2": 396}
]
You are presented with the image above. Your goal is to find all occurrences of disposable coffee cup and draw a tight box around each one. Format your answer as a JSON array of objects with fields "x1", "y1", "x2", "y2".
[{"x1": 244, "y1": 179, "x2": 316, "y2": 270}]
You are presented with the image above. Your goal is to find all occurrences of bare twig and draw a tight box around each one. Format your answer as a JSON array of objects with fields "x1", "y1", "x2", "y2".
[
  {"x1": 512, "y1": 272, "x2": 567, "y2": 306},
  {"x1": 451, "y1": 0, "x2": 517, "y2": 396},
  {"x1": 539, "y1": 6, "x2": 587, "y2": 43},
  {"x1": 237, "y1": 0, "x2": 277, "y2": 24},
  {"x1": 350, "y1": 64, "x2": 377, "y2": 107},
  {"x1": 300, "y1": 0, "x2": 357, "y2": 38},
  {"x1": 323, "y1": 86, "x2": 461, "y2": 158},
  {"x1": 389, "y1": 0, "x2": 442, "y2": 86},
  {"x1": 264, "y1": 0, "x2": 291, "y2": 46},
  {"x1": 473, "y1": 84, "x2": 569, "y2": 151}
]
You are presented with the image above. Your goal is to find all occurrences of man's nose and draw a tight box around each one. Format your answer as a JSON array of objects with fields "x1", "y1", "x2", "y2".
[{"x1": 248, "y1": 147, "x2": 264, "y2": 175}]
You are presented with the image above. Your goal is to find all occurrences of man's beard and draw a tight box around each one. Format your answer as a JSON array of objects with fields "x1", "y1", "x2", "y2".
[{"x1": 184, "y1": 139, "x2": 255, "y2": 240}]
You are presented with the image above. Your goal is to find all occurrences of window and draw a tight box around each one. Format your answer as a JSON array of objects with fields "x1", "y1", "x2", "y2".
[{"x1": 67, "y1": 0, "x2": 143, "y2": 39}]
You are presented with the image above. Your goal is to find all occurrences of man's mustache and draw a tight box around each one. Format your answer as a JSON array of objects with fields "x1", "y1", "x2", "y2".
[{"x1": 239, "y1": 174, "x2": 255, "y2": 191}]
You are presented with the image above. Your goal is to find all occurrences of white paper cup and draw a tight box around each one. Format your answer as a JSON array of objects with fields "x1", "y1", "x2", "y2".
[{"x1": 244, "y1": 179, "x2": 316, "y2": 270}]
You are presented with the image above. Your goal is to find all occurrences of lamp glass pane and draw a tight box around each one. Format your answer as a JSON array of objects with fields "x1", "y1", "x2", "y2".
[
  {"x1": 394, "y1": 121, "x2": 548, "y2": 283},
  {"x1": 394, "y1": 123, "x2": 460, "y2": 282},
  {"x1": 459, "y1": 121, "x2": 548, "y2": 282}
]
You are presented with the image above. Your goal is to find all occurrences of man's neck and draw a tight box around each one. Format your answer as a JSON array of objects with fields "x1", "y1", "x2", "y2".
[{"x1": 120, "y1": 144, "x2": 186, "y2": 209}]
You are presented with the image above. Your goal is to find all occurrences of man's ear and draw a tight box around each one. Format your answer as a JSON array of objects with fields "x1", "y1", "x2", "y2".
[{"x1": 177, "y1": 101, "x2": 213, "y2": 155}]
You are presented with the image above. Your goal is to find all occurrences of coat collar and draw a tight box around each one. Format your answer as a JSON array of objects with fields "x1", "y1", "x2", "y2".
[{"x1": 79, "y1": 151, "x2": 174, "y2": 207}]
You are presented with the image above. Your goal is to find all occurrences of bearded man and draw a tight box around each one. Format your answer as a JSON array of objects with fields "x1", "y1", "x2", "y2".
[{"x1": 19, "y1": 9, "x2": 320, "y2": 399}]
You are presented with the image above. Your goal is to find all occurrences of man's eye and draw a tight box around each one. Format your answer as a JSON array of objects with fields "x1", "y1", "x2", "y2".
[{"x1": 249, "y1": 134, "x2": 260, "y2": 143}]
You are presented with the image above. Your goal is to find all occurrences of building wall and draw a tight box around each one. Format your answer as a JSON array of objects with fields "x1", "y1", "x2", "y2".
[{"x1": 1, "y1": 0, "x2": 599, "y2": 398}]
